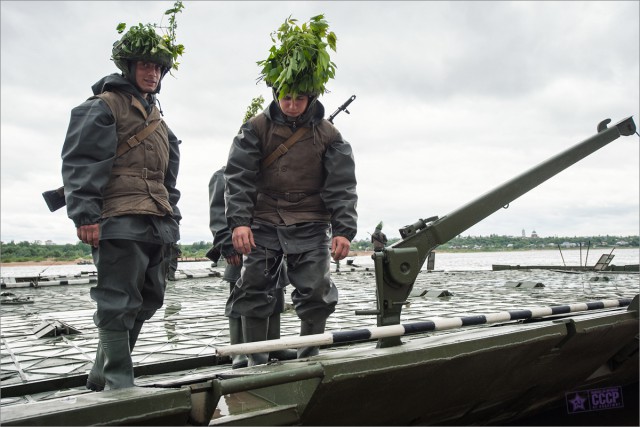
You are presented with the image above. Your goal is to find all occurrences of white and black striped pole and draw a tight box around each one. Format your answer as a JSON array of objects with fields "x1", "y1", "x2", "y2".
[{"x1": 215, "y1": 296, "x2": 636, "y2": 357}]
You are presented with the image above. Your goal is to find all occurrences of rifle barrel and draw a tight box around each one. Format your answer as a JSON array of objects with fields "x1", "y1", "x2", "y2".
[{"x1": 328, "y1": 95, "x2": 357, "y2": 123}]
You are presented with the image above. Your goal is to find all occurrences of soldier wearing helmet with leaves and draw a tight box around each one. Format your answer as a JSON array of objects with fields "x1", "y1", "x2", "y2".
[
  {"x1": 224, "y1": 14, "x2": 358, "y2": 365},
  {"x1": 371, "y1": 221, "x2": 388, "y2": 251},
  {"x1": 60, "y1": 2, "x2": 185, "y2": 390}
]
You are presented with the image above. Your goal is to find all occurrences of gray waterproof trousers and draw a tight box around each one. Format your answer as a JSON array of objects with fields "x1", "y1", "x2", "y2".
[
  {"x1": 228, "y1": 245, "x2": 338, "y2": 322},
  {"x1": 91, "y1": 239, "x2": 171, "y2": 330}
]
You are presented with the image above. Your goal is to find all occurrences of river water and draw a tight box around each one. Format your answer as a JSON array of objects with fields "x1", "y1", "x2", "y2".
[
  {"x1": 1, "y1": 248, "x2": 638, "y2": 278},
  {"x1": 1, "y1": 248, "x2": 638, "y2": 425},
  {"x1": 417, "y1": 247, "x2": 639, "y2": 271}
]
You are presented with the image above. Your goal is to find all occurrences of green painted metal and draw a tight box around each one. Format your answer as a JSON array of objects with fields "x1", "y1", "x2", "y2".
[
  {"x1": 234, "y1": 310, "x2": 638, "y2": 426},
  {"x1": 2, "y1": 302, "x2": 637, "y2": 426},
  {"x1": 372, "y1": 117, "x2": 637, "y2": 345},
  {"x1": 1, "y1": 386, "x2": 193, "y2": 426}
]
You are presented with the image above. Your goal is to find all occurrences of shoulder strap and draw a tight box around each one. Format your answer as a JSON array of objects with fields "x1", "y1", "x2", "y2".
[
  {"x1": 94, "y1": 92, "x2": 163, "y2": 158},
  {"x1": 115, "y1": 118, "x2": 162, "y2": 157},
  {"x1": 261, "y1": 127, "x2": 308, "y2": 169}
]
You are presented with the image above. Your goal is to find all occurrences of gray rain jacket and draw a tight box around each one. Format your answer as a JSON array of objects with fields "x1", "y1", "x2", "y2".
[
  {"x1": 224, "y1": 100, "x2": 357, "y2": 241},
  {"x1": 61, "y1": 73, "x2": 181, "y2": 244},
  {"x1": 208, "y1": 166, "x2": 234, "y2": 259}
]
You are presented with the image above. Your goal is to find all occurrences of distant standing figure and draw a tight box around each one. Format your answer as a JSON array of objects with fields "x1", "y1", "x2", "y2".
[{"x1": 371, "y1": 222, "x2": 388, "y2": 252}]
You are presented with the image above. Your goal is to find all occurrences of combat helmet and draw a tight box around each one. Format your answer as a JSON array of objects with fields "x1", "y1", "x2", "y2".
[
  {"x1": 257, "y1": 14, "x2": 337, "y2": 101},
  {"x1": 112, "y1": 24, "x2": 175, "y2": 78},
  {"x1": 111, "y1": 2, "x2": 185, "y2": 92}
]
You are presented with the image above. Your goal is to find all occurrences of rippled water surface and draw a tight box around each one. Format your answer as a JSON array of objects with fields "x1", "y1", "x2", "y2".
[{"x1": 1, "y1": 248, "x2": 637, "y2": 277}]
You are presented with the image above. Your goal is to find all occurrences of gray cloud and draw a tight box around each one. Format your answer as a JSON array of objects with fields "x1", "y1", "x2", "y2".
[{"x1": 1, "y1": 1, "x2": 638, "y2": 245}]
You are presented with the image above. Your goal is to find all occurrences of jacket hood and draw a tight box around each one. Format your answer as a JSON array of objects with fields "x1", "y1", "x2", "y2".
[
  {"x1": 265, "y1": 99, "x2": 326, "y2": 128},
  {"x1": 91, "y1": 73, "x2": 157, "y2": 107}
]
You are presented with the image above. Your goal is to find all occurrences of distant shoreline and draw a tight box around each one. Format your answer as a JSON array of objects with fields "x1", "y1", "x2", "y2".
[
  {"x1": 1, "y1": 253, "x2": 375, "y2": 267},
  {"x1": 0, "y1": 259, "x2": 81, "y2": 267}
]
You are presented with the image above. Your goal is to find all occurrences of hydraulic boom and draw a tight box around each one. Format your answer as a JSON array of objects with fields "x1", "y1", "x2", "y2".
[{"x1": 365, "y1": 116, "x2": 637, "y2": 347}]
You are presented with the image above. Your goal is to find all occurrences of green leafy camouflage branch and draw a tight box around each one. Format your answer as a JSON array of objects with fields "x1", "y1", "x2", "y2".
[
  {"x1": 257, "y1": 14, "x2": 337, "y2": 99},
  {"x1": 116, "y1": 0, "x2": 185, "y2": 72}
]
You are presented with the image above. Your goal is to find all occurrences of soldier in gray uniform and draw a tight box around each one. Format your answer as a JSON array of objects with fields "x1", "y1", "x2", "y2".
[
  {"x1": 225, "y1": 15, "x2": 358, "y2": 366},
  {"x1": 371, "y1": 222, "x2": 388, "y2": 252},
  {"x1": 207, "y1": 166, "x2": 296, "y2": 369},
  {"x1": 61, "y1": 22, "x2": 183, "y2": 390}
]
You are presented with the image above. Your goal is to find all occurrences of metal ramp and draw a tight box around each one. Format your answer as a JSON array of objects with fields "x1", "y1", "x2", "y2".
[{"x1": 593, "y1": 253, "x2": 615, "y2": 271}]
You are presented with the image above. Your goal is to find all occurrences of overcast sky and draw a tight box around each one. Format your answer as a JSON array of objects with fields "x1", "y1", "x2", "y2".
[{"x1": 1, "y1": 1, "x2": 638, "y2": 246}]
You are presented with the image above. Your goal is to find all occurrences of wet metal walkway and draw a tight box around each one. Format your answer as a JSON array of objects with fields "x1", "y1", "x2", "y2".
[{"x1": 1, "y1": 261, "x2": 638, "y2": 407}]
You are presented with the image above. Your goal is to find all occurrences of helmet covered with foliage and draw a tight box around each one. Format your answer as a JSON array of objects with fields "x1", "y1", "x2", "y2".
[
  {"x1": 112, "y1": 25, "x2": 174, "y2": 76},
  {"x1": 111, "y1": 1, "x2": 185, "y2": 79},
  {"x1": 257, "y1": 14, "x2": 337, "y2": 100},
  {"x1": 375, "y1": 221, "x2": 384, "y2": 231}
]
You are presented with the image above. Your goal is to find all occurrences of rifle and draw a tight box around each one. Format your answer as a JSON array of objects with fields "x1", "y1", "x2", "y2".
[
  {"x1": 42, "y1": 187, "x2": 66, "y2": 212},
  {"x1": 43, "y1": 115, "x2": 164, "y2": 213},
  {"x1": 328, "y1": 95, "x2": 356, "y2": 124}
]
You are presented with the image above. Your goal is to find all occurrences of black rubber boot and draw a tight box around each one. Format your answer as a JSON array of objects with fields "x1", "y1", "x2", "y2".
[
  {"x1": 99, "y1": 329, "x2": 135, "y2": 389},
  {"x1": 241, "y1": 316, "x2": 269, "y2": 366},
  {"x1": 229, "y1": 316, "x2": 248, "y2": 369},
  {"x1": 297, "y1": 318, "x2": 327, "y2": 359},
  {"x1": 268, "y1": 312, "x2": 297, "y2": 361},
  {"x1": 86, "y1": 344, "x2": 105, "y2": 392}
]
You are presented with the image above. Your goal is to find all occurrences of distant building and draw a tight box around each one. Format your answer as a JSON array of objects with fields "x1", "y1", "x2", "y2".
[
  {"x1": 521, "y1": 229, "x2": 526, "y2": 238},
  {"x1": 530, "y1": 230, "x2": 539, "y2": 238}
]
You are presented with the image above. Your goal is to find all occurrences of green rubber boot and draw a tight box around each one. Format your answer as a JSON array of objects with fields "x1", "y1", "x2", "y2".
[
  {"x1": 297, "y1": 318, "x2": 327, "y2": 359},
  {"x1": 241, "y1": 316, "x2": 269, "y2": 366},
  {"x1": 128, "y1": 319, "x2": 144, "y2": 352},
  {"x1": 99, "y1": 329, "x2": 135, "y2": 389},
  {"x1": 268, "y1": 312, "x2": 297, "y2": 361},
  {"x1": 86, "y1": 319, "x2": 144, "y2": 391},
  {"x1": 229, "y1": 317, "x2": 248, "y2": 369},
  {"x1": 86, "y1": 344, "x2": 105, "y2": 392}
]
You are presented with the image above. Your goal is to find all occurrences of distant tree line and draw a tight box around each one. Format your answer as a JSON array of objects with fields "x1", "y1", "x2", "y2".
[
  {"x1": 351, "y1": 234, "x2": 638, "y2": 252},
  {"x1": 436, "y1": 234, "x2": 639, "y2": 251},
  {"x1": 1, "y1": 241, "x2": 92, "y2": 263},
  {"x1": 1, "y1": 235, "x2": 637, "y2": 263}
]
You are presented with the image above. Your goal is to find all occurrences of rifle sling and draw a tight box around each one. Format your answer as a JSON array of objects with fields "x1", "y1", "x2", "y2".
[
  {"x1": 261, "y1": 127, "x2": 308, "y2": 169},
  {"x1": 116, "y1": 119, "x2": 162, "y2": 158}
]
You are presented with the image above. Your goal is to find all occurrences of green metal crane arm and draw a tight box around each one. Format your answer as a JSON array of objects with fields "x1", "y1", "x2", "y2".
[{"x1": 370, "y1": 116, "x2": 636, "y2": 347}]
